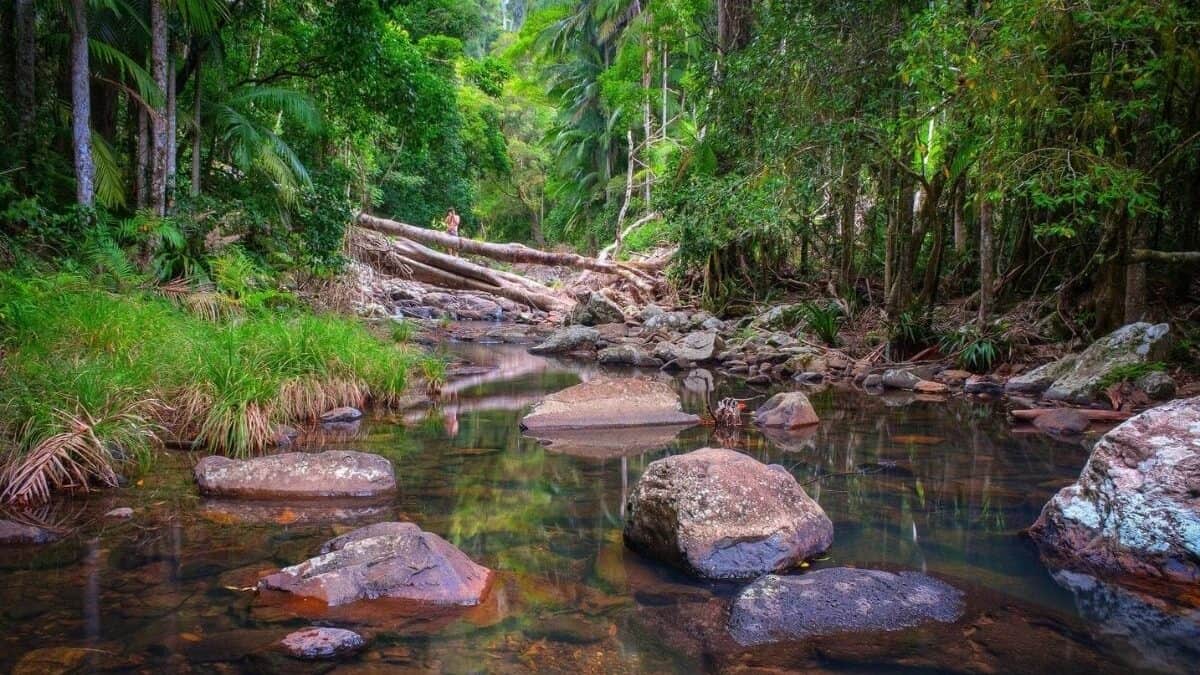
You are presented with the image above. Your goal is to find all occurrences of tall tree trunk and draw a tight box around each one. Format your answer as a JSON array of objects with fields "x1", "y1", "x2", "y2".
[
  {"x1": 69, "y1": 0, "x2": 95, "y2": 207},
  {"x1": 14, "y1": 0, "x2": 36, "y2": 141},
  {"x1": 190, "y1": 51, "x2": 202, "y2": 197},
  {"x1": 717, "y1": 0, "x2": 754, "y2": 54},
  {"x1": 977, "y1": 196, "x2": 994, "y2": 330},
  {"x1": 887, "y1": 177, "x2": 915, "y2": 312},
  {"x1": 149, "y1": 0, "x2": 169, "y2": 216},
  {"x1": 952, "y1": 185, "x2": 966, "y2": 254},
  {"x1": 166, "y1": 46, "x2": 178, "y2": 209},
  {"x1": 136, "y1": 108, "x2": 149, "y2": 207},
  {"x1": 642, "y1": 37, "x2": 653, "y2": 206}
]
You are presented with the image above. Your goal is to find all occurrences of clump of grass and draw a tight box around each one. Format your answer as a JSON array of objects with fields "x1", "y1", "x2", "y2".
[
  {"x1": 801, "y1": 302, "x2": 844, "y2": 346},
  {"x1": 420, "y1": 357, "x2": 448, "y2": 398},
  {"x1": 391, "y1": 319, "x2": 414, "y2": 344},
  {"x1": 0, "y1": 272, "x2": 422, "y2": 503}
]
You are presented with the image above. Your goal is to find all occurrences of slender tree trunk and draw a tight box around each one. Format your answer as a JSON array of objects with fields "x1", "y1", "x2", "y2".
[
  {"x1": 190, "y1": 51, "x2": 202, "y2": 197},
  {"x1": 661, "y1": 45, "x2": 668, "y2": 141},
  {"x1": 14, "y1": 0, "x2": 36, "y2": 141},
  {"x1": 136, "y1": 108, "x2": 149, "y2": 207},
  {"x1": 166, "y1": 46, "x2": 178, "y2": 209},
  {"x1": 69, "y1": 0, "x2": 95, "y2": 207},
  {"x1": 978, "y1": 196, "x2": 994, "y2": 330},
  {"x1": 642, "y1": 38, "x2": 653, "y2": 206},
  {"x1": 149, "y1": 0, "x2": 169, "y2": 216},
  {"x1": 952, "y1": 186, "x2": 966, "y2": 254}
]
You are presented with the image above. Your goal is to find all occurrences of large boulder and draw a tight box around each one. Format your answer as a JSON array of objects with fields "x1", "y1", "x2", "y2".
[
  {"x1": 727, "y1": 568, "x2": 964, "y2": 646},
  {"x1": 260, "y1": 522, "x2": 492, "y2": 606},
  {"x1": 568, "y1": 292, "x2": 624, "y2": 326},
  {"x1": 194, "y1": 451, "x2": 395, "y2": 499},
  {"x1": 623, "y1": 448, "x2": 833, "y2": 580},
  {"x1": 520, "y1": 376, "x2": 699, "y2": 431},
  {"x1": 1029, "y1": 396, "x2": 1200, "y2": 584},
  {"x1": 644, "y1": 310, "x2": 692, "y2": 331},
  {"x1": 1008, "y1": 322, "x2": 1171, "y2": 402},
  {"x1": 755, "y1": 392, "x2": 820, "y2": 429},
  {"x1": 654, "y1": 331, "x2": 723, "y2": 363},
  {"x1": 528, "y1": 326, "x2": 600, "y2": 354}
]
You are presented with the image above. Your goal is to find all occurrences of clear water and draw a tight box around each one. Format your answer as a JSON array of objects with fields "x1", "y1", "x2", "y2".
[{"x1": 1, "y1": 342, "x2": 1196, "y2": 673}]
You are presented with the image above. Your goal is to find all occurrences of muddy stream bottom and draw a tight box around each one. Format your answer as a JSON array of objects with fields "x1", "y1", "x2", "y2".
[{"x1": 2, "y1": 341, "x2": 1197, "y2": 674}]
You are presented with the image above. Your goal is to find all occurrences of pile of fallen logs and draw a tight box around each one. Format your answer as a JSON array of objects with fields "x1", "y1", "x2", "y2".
[{"x1": 351, "y1": 212, "x2": 671, "y2": 313}]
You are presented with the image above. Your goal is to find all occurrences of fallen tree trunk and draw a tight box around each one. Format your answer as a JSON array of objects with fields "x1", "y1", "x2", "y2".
[
  {"x1": 1010, "y1": 408, "x2": 1132, "y2": 423},
  {"x1": 350, "y1": 228, "x2": 571, "y2": 313},
  {"x1": 1130, "y1": 248, "x2": 1200, "y2": 264},
  {"x1": 356, "y1": 212, "x2": 656, "y2": 290}
]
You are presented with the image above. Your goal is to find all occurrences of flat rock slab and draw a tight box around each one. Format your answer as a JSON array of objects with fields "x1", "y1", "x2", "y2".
[
  {"x1": 728, "y1": 568, "x2": 965, "y2": 646},
  {"x1": 623, "y1": 447, "x2": 833, "y2": 580},
  {"x1": 195, "y1": 451, "x2": 396, "y2": 499},
  {"x1": 260, "y1": 522, "x2": 492, "y2": 606},
  {"x1": 280, "y1": 627, "x2": 366, "y2": 659},
  {"x1": 520, "y1": 376, "x2": 699, "y2": 431}
]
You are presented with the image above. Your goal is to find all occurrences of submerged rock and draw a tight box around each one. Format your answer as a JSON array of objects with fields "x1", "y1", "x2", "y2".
[
  {"x1": 530, "y1": 424, "x2": 692, "y2": 460},
  {"x1": 1008, "y1": 323, "x2": 1172, "y2": 402},
  {"x1": 754, "y1": 392, "x2": 820, "y2": 429},
  {"x1": 568, "y1": 292, "x2": 624, "y2": 326},
  {"x1": 194, "y1": 451, "x2": 396, "y2": 499},
  {"x1": 528, "y1": 326, "x2": 600, "y2": 354},
  {"x1": 1029, "y1": 396, "x2": 1200, "y2": 584},
  {"x1": 623, "y1": 448, "x2": 833, "y2": 580},
  {"x1": 1032, "y1": 408, "x2": 1090, "y2": 436},
  {"x1": 320, "y1": 407, "x2": 363, "y2": 423},
  {"x1": 520, "y1": 376, "x2": 699, "y2": 431},
  {"x1": 280, "y1": 627, "x2": 367, "y2": 660},
  {"x1": 260, "y1": 522, "x2": 492, "y2": 606},
  {"x1": 727, "y1": 568, "x2": 964, "y2": 646},
  {"x1": 0, "y1": 520, "x2": 59, "y2": 545}
]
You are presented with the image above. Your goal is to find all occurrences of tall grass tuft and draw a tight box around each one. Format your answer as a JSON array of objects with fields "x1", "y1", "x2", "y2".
[{"x1": 0, "y1": 272, "x2": 422, "y2": 504}]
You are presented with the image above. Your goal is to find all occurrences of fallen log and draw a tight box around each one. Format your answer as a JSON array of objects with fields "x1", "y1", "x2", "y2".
[
  {"x1": 355, "y1": 212, "x2": 656, "y2": 291},
  {"x1": 1009, "y1": 408, "x2": 1133, "y2": 423},
  {"x1": 350, "y1": 228, "x2": 571, "y2": 313}
]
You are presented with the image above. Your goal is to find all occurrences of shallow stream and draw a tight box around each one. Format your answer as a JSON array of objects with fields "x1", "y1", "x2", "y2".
[{"x1": 1, "y1": 341, "x2": 1196, "y2": 673}]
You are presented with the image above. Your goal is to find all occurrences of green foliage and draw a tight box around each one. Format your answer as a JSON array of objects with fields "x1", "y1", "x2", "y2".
[
  {"x1": 1097, "y1": 362, "x2": 1168, "y2": 389},
  {"x1": 888, "y1": 310, "x2": 937, "y2": 354},
  {"x1": 939, "y1": 326, "x2": 1011, "y2": 373},
  {"x1": 801, "y1": 303, "x2": 844, "y2": 346},
  {"x1": 391, "y1": 319, "x2": 415, "y2": 344},
  {"x1": 0, "y1": 272, "x2": 424, "y2": 501}
]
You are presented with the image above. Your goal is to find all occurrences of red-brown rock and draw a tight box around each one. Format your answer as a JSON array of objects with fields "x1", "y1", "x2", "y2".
[
  {"x1": 754, "y1": 392, "x2": 820, "y2": 428},
  {"x1": 195, "y1": 451, "x2": 396, "y2": 499}
]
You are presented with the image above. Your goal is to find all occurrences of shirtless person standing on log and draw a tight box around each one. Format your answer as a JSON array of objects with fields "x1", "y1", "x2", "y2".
[{"x1": 444, "y1": 207, "x2": 461, "y2": 255}]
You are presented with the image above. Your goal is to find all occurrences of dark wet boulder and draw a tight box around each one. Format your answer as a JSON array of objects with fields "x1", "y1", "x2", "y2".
[
  {"x1": 623, "y1": 448, "x2": 833, "y2": 580},
  {"x1": 0, "y1": 519, "x2": 59, "y2": 544},
  {"x1": 319, "y1": 407, "x2": 363, "y2": 423},
  {"x1": 1029, "y1": 396, "x2": 1200, "y2": 584},
  {"x1": 598, "y1": 344, "x2": 662, "y2": 367},
  {"x1": 754, "y1": 392, "x2": 820, "y2": 429},
  {"x1": 280, "y1": 627, "x2": 367, "y2": 660},
  {"x1": 728, "y1": 568, "x2": 964, "y2": 646},
  {"x1": 528, "y1": 326, "x2": 600, "y2": 354},
  {"x1": 1008, "y1": 323, "x2": 1172, "y2": 402},
  {"x1": 260, "y1": 522, "x2": 492, "y2": 606},
  {"x1": 520, "y1": 376, "x2": 699, "y2": 431},
  {"x1": 195, "y1": 450, "x2": 396, "y2": 499},
  {"x1": 568, "y1": 291, "x2": 624, "y2": 326}
]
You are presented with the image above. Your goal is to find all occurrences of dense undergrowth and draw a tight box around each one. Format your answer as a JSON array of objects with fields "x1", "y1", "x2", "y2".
[{"x1": 0, "y1": 272, "x2": 429, "y2": 506}]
